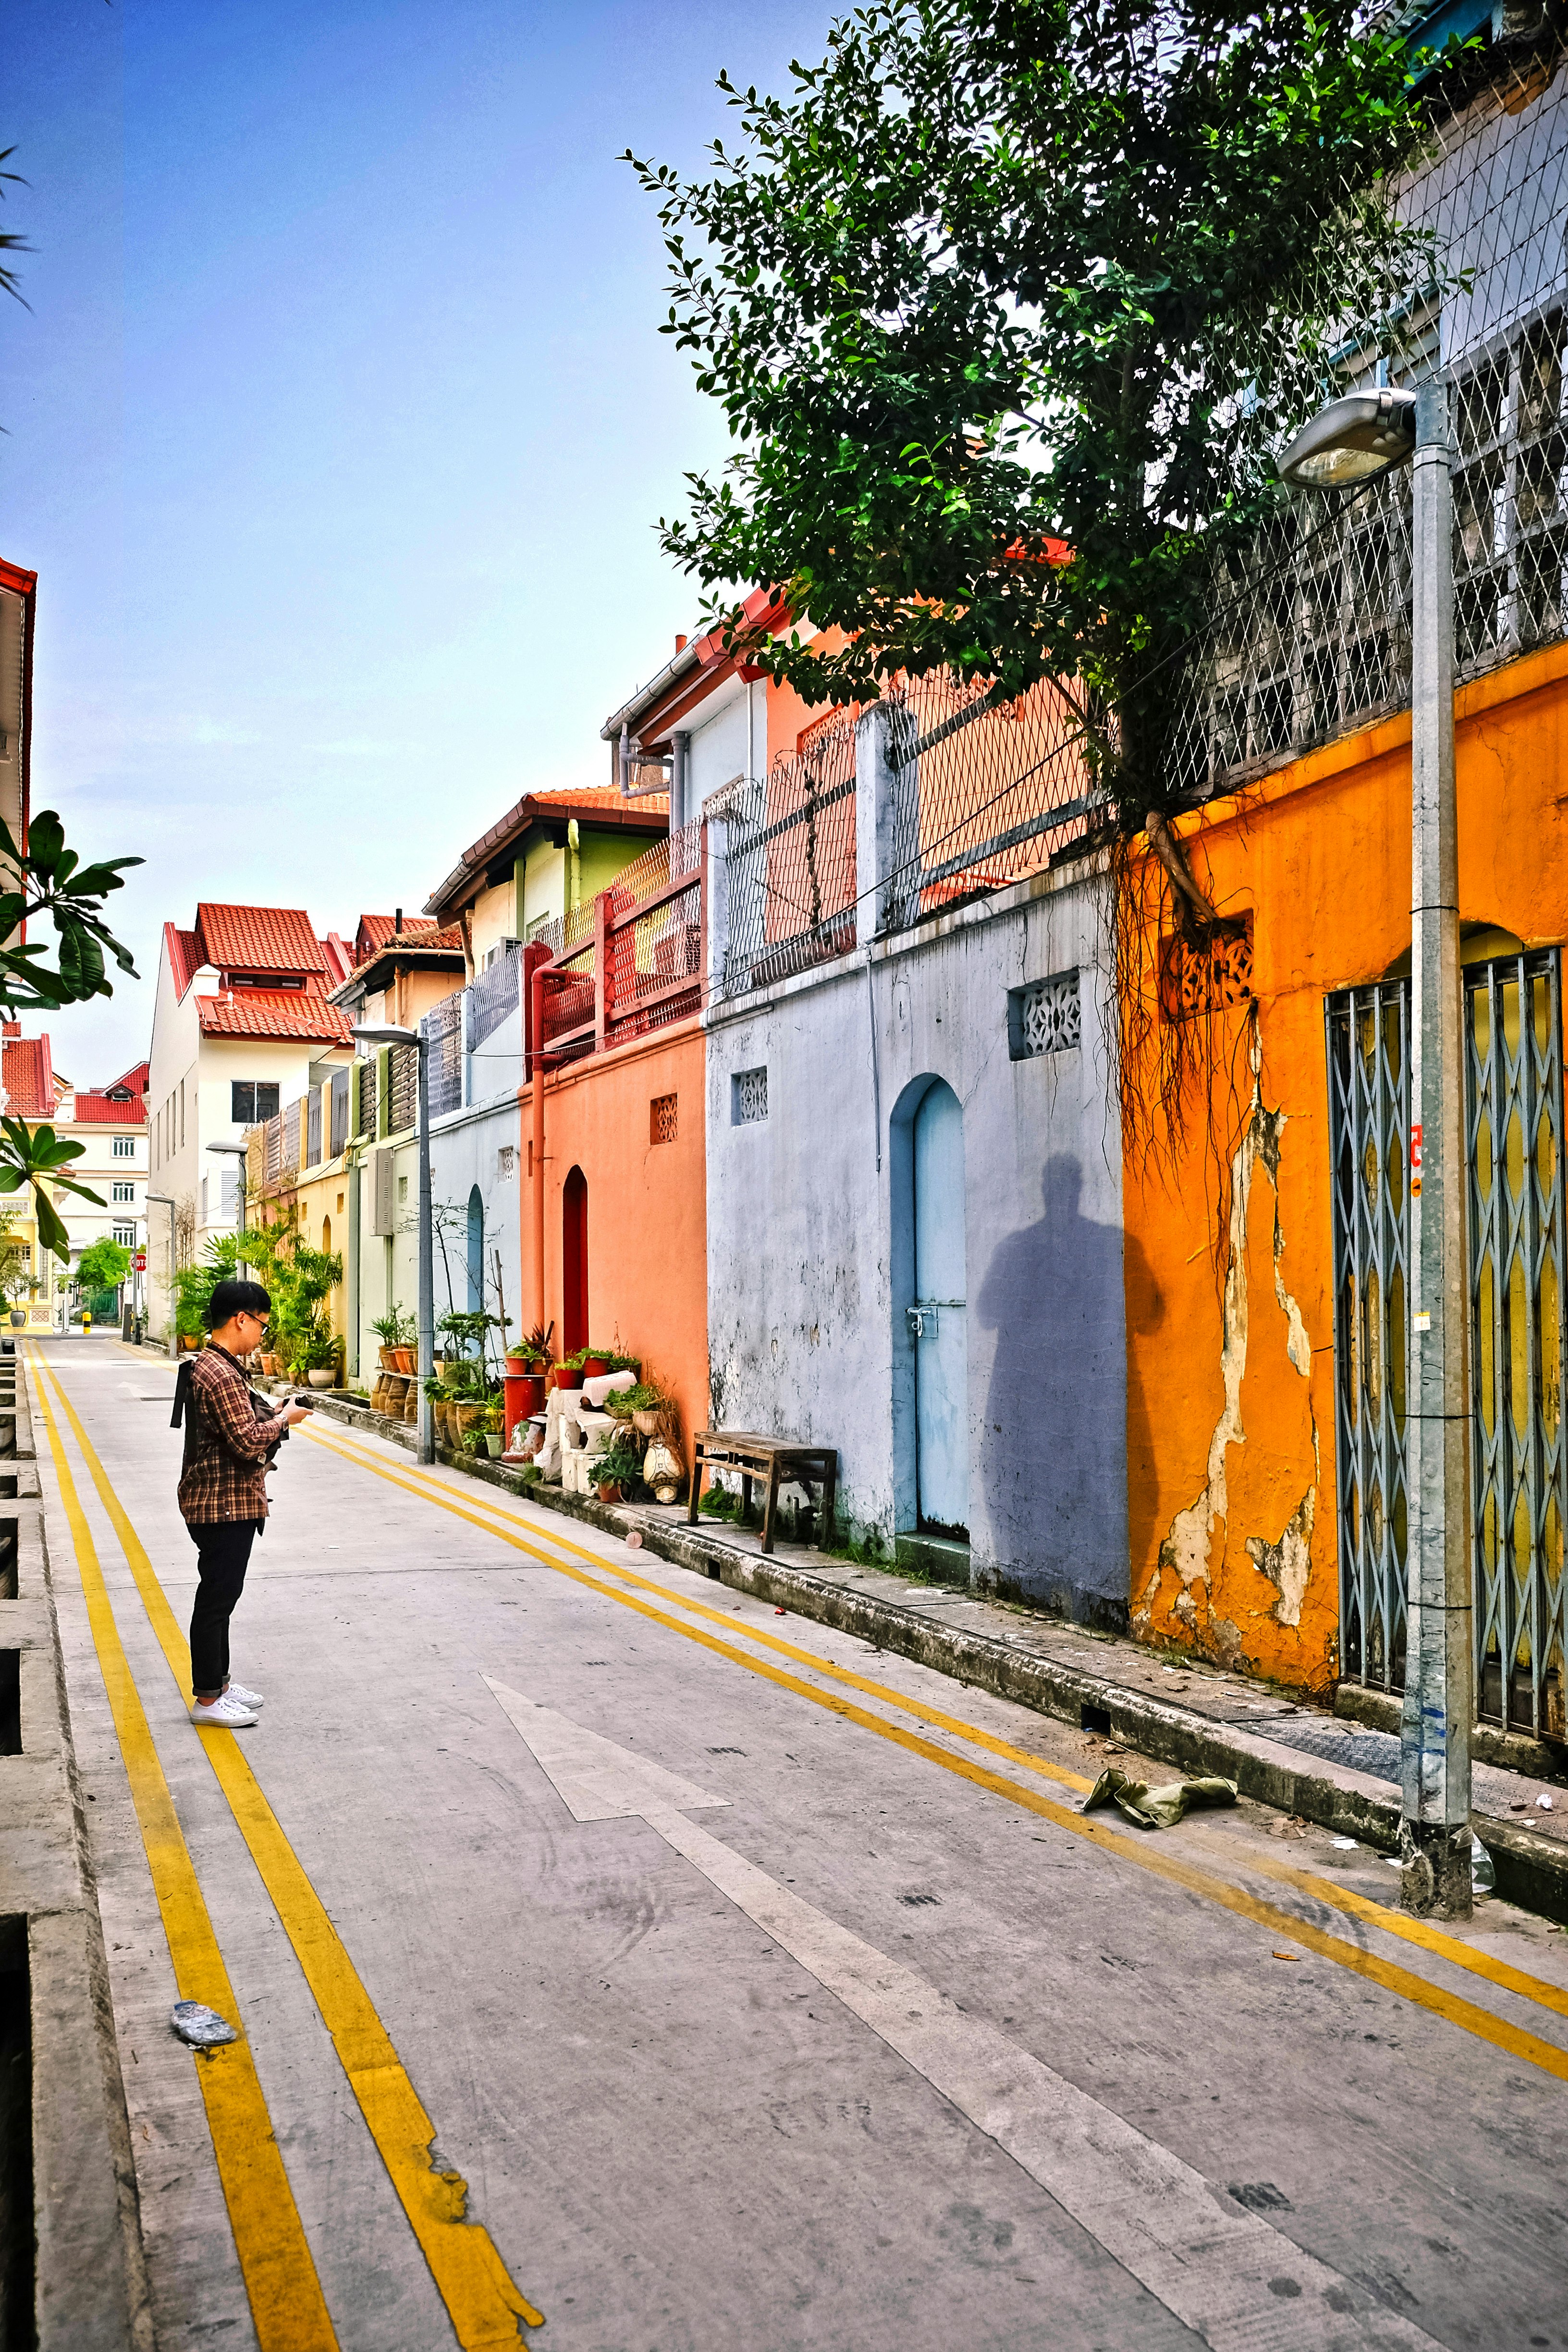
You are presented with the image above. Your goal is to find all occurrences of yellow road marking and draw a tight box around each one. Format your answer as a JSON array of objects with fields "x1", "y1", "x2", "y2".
[
  {"x1": 302, "y1": 1415, "x2": 1568, "y2": 2082},
  {"x1": 302, "y1": 1422, "x2": 1097, "y2": 1789},
  {"x1": 306, "y1": 1423, "x2": 1568, "y2": 2032},
  {"x1": 30, "y1": 1373, "x2": 339, "y2": 2352},
  {"x1": 32, "y1": 1354, "x2": 545, "y2": 2344}
]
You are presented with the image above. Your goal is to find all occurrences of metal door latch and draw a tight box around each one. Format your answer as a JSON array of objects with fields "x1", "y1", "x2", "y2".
[{"x1": 906, "y1": 1304, "x2": 939, "y2": 1339}]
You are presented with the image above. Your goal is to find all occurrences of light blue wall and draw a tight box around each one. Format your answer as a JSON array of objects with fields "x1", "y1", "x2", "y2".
[{"x1": 705, "y1": 867, "x2": 1130, "y2": 1626}]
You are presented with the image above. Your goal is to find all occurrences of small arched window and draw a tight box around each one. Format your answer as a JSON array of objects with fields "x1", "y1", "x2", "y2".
[{"x1": 466, "y1": 1185, "x2": 484, "y2": 1312}]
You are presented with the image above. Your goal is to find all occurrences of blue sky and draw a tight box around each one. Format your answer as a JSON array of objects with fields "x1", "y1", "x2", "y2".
[{"x1": 4, "y1": 0, "x2": 831, "y2": 1080}]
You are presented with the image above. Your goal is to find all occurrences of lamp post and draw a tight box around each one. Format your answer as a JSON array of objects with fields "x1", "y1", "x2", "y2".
[
  {"x1": 1280, "y1": 380, "x2": 1472, "y2": 1918},
  {"x1": 352, "y1": 1022, "x2": 433, "y2": 1465},
  {"x1": 146, "y1": 1193, "x2": 180, "y2": 1363},
  {"x1": 205, "y1": 1141, "x2": 249, "y2": 1272}
]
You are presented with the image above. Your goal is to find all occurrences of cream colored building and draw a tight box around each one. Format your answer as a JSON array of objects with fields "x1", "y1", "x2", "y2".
[{"x1": 146, "y1": 902, "x2": 353, "y2": 1340}]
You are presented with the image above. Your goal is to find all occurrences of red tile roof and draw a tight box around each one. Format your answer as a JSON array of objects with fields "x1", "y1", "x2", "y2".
[
  {"x1": 196, "y1": 993, "x2": 353, "y2": 1043},
  {"x1": 195, "y1": 902, "x2": 327, "y2": 976},
  {"x1": 355, "y1": 911, "x2": 441, "y2": 960},
  {"x1": 321, "y1": 932, "x2": 355, "y2": 988},
  {"x1": 165, "y1": 923, "x2": 206, "y2": 998},
  {"x1": 425, "y1": 789, "x2": 668, "y2": 920},
  {"x1": 71, "y1": 1091, "x2": 148, "y2": 1125},
  {"x1": 107, "y1": 1060, "x2": 149, "y2": 1097},
  {"x1": 1, "y1": 1034, "x2": 53, "y2": 1116}
]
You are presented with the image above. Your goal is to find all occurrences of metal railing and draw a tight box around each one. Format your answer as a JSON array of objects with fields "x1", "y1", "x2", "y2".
[
  {"x1": 717, "y1": 720, "x2": 858, "y2": 995},
  {"x1": 538, "y1": 822, "x2": 703, "y2": 1061},
  {"x1": 422, "y1": 993, "x2": 464, "y2": 1119}
]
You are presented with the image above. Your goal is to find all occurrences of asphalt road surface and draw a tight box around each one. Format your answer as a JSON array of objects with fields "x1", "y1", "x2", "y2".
[{"x1": 31, "y1": 1336, "x2": 1568, "y2": 2352}]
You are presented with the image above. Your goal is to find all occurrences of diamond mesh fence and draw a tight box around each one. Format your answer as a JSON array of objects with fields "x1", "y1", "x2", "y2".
[
  {"x1": 717, "y1": 708, "x2": 859, "y2": 995},
  {"x1": 421, "y1": 992, "x2": 464, "y2": 1119}
]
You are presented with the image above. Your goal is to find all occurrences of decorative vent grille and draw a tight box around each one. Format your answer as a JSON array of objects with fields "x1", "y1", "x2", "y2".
[
  {"x1": 1009, "y1": 969, "x2": 1081, "y2": 1060},
  {"x1": 1159, "y1": 918, "x2": 1254, "y2": 1021},
  {"x1": 650, "y1": 1092, "x2": 678, "y2": 1144},
  {"x1": 732, "y1": 1066, "x2": 768, "y2": 1126},
  {"x1": 497, "y1": 1145, "x2": 515, "y2": 1177}
]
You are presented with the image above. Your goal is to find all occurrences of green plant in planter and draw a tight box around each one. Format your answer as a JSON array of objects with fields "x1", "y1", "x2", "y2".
[
  {"x1": 604, "y1": 1379, "x2": 664, "y2": 1418},
  {"x1": 514, "y1": 1320, "x2": 553, "y2": 1364},
  {"x1": 592, "y1": 1441, "x2": 644, "y2": 1494},
  {"x1": 372, "y1": 1305, "x2": 416, "y2": 1349},
  {"x1": 295, "y1": 1319, "x2": 342, "y2": 1374}
]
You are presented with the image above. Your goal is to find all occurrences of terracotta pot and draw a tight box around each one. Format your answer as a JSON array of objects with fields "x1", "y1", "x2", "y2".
[
  {"x1": 579, "y1": 1355, "x2": 610, "y2": 1380},
  {"x1": 437, "y1": 1399, "x2": 456, "y2": 1444},
  {"x1": 503, "y1": 1354, "x2": 529, "y2": 1377},
  {"x1": 551, "y1": 1364, "x2": 577, "y2": 1390},
  {"x1": 394, "y1": 1347, "x2": 416, "y2": 1375},
  {"x1": 596, "y1": 1480, "x2": 624, "y2": 1503},
  {"x1": 455, "y1": 1403, "x2": 486, "y2": 1436},
  {"x1": 383, "y1": 1373, "x2": 408, "y2": 1407},
  {"x1": 379, "y1": 1346, "x2": 397, "y2": 1370}
]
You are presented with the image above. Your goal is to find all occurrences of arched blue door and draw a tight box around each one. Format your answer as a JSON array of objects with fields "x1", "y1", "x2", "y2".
[
  {"x1": 913, "y1": 1081, "x2": 968, "y2": 1535},
  {"x1": 466, "y1": 1185, "x2": 483, "y2": 1312}
]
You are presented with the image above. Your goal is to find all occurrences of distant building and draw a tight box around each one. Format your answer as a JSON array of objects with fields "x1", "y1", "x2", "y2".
[
  {"x1": 55, "y1": 1060, "x2": 149, "y2": 1321},
  {"x1": 146, "y1": 902, "x2": 353, "y2": 1338},
  {"x1": 0, "y1": 1029, "x2": 147, "y2": 1325}
]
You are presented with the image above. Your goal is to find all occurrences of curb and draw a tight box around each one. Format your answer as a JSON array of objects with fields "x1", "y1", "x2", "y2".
[
  {"x1": 7, "y1": 1360, "x2": 153, "y2": 2349},
  {"x1": 309, "y1": 1391, "x2": 1568, "y2": 1925}
]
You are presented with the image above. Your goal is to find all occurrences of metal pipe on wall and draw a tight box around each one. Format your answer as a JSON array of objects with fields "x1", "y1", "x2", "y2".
[{"x1": 671, "y1": 730, "x2": 690, "y2": 833}]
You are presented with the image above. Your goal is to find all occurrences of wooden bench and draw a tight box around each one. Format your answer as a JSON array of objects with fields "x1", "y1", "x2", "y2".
[{"x1": 688, "y1": 1431, "x2": 838, "y2": 1556}]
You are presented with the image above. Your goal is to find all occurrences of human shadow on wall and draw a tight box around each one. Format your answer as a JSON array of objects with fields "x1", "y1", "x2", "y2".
[{"x1": 975, "y1": 1152, "x2": 1161, "y2": 1626}]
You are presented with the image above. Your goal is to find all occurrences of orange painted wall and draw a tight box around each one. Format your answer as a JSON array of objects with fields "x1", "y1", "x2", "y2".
[
  {"x1": 522, "y1": 1017, "x2": 708, "y2": 1462},
  {"x1": 1125, "y1": 639, "x2": 1568, "y2": 1691}
]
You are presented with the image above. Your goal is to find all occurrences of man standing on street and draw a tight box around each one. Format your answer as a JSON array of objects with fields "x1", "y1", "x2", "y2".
[{"x1": 174, "y1": 1277, "x2": 309, "y2": 1728}]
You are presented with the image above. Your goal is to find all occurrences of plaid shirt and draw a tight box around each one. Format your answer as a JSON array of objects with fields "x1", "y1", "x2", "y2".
[{"x1": 177, "y1": 1344, "x2": 287, "y2": 1525}]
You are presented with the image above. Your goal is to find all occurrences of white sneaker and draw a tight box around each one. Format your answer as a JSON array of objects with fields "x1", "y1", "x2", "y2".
[
  {"x1": 225, "y1": 1681, "x2": 265, "y2": 1708},
  {"x1": 190, "y1": 1692, "x2": 258, "y2": 1728}
]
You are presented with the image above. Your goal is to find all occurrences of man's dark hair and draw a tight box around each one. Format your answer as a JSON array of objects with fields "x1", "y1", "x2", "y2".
[{"x1": 206, "y1": 1278, "x2": 271, "y2": 1329}]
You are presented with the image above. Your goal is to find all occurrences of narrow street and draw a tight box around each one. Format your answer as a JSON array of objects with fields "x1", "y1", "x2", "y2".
[{"x1": 32, "y1": 1335, "x2": 1568, "y2": 2352}]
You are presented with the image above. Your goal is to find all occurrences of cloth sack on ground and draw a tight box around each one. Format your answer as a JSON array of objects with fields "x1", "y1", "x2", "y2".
[{"x1": 1082, "y1": 1765, "x2": 1238, "y2": 1831}]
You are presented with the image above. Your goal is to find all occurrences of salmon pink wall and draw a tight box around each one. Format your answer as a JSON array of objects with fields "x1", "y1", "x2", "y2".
[{"x1": 523, "y1": 1018, "x2": 708, "y2": 1464}]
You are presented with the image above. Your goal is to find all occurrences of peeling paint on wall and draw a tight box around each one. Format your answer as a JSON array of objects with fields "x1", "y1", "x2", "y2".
[{"x1": 1136, "y1": 1049, "x2": 1320, "y2": 1663}]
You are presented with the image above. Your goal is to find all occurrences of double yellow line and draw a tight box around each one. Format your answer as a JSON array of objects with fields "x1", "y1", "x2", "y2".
[
  {"x1": 28, "y1": 1351, "x2": 544, "y2": 2347},
  {"x1": 301, "y1": 1413, "x2": 1568, "y2": 2081}
]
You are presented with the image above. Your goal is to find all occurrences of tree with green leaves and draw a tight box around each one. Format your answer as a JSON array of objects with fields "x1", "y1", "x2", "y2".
[
  {"x1": 628, "y1": 0, "x2": 1446, "y2": 888},
  {"x1": 75, "y1": 1235, "x2": 134, "y2": 1294},
  {"x1": 0, "y1": 811, "x2": 141, "y2": 1256}
]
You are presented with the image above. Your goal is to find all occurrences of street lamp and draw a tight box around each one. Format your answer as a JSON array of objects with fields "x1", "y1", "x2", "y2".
[
  {"x1": 1281, "y1": 377, "x2": 1472, "y2": 1920},
  {"x1": 206, "y1": 1142, "x2": 249, "y2": 1271},
  {"x1": 146, "y1": 1193, "x2": 180, "y2": 1364},
  {"x1": 352, "y1": 1022, "x2": 434, "y2": 1466}
]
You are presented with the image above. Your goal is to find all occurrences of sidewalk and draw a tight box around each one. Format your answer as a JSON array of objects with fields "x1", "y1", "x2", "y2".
[{"x1": 303, "y1": 1386, "x2": 1568, "y2": 1920}]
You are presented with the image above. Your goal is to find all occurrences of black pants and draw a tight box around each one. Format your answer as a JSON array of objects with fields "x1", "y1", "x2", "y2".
[{"x1": 187, "y1": 1519, "x2": 261, "y2": 1697}]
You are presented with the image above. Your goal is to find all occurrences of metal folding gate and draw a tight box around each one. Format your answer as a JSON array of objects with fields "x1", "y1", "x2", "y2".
[{"x1": 1327, "y1": 948, "x2": 1567, "y2": 1736}]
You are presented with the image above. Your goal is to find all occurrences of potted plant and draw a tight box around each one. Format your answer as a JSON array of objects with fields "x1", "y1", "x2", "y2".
[
  {"x1": 591, "y1": 1438, "x2": 643, "y2": 1503},
  {"x1": 371, "y1": 1307, "x2": 414, "y2": 1371},
  {"x1": 605, "y1": 1378, "x2": 666, "y2": 1436},
  {"x1": 506, "y1": 1320, "x2": 553, "y2": 1377},
  {"x1": 579, "y1": 1342, "x2": 612, "y2": 1380}
]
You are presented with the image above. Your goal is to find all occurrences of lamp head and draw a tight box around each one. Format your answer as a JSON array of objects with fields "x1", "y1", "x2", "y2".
[
  {"x1": 352, "y1": 1023, "x2": 417, "y2": 1047},
  {"x1": 1277, "y1": 387, "x2": 1417, "y2": 492}
]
